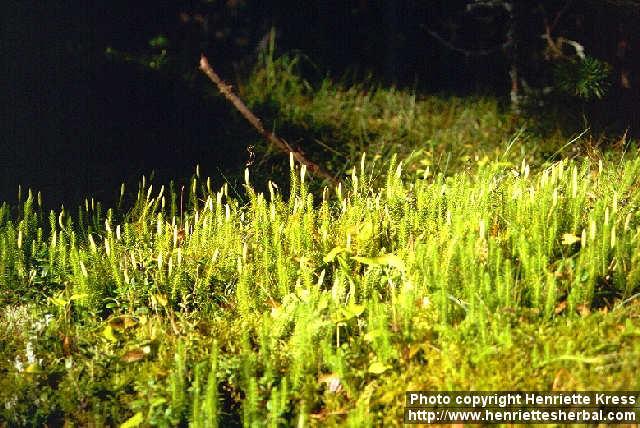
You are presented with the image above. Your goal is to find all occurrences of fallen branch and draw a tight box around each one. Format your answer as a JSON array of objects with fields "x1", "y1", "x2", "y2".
[
  {"x1": 424, "y1": 25, "x2": 510, "y2": 57},
  {"x1": 199, "y1": 54, "x2": 338, "y2": 185}
]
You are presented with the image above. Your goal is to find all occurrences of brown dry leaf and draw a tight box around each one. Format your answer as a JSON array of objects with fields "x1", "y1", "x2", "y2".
[
  {"x1": 62, "y1": 334, "x2": 74, "y2": 356},
  {"x1": 176, "y1": 228, "x2": 186, "y2": 246},
  {"x1": 266, "y1": 298, "x2": 280, "y2": 309},
  {"x1": 267, "y1": 298, "x2": 281, "y2": 317},
  {"x1": 309, "y1": 409, "x2": 348, "y2": 420},
  {"x1": 490, "y1": 220, "x2": 502, "y2": 237},
  {"x1": 109, "y1": 316, "x2": 137, "y2": 330},
  {"x1": 552, "y1": 367, "x2": 578, "y2": 390},
  {"x1": 576, "y1": 304, "x2": 591, "y2": 317},
  {"x1": 121, "y1": 349, "x2": 146, "y2": 363},
  {"x1": 554, "y1": 301, "x2": 568, "y2": 315}
]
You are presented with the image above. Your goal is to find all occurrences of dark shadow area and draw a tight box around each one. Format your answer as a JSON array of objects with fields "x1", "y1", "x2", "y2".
[
  {"x1": 2, "y1": 57, "x2": 249, "y2": 211},
  {"x1": 2, "y1": 1, "x2": 639, "y2": 212},
  {"x1": 1, "y1": 1, "x2": 253, "y2": 211}
]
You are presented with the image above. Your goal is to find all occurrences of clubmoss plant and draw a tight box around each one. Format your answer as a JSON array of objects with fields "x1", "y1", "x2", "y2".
[{"x1": 1, "y1": 145, "x2": 639, "y2": 426}]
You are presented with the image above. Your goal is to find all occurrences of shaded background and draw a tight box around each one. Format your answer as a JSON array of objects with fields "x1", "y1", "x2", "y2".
[{"x1": 2, "y1": 0, "x2": 639, "y2": 209}]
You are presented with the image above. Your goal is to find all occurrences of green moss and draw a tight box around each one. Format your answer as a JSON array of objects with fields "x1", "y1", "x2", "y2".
[{"x1": 1, "y1": 55, "x2": 639, "y2": 425}]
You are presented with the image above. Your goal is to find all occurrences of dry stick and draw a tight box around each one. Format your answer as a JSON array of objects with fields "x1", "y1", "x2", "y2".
[{"x1": 199, "y1": 55, "x2": 338, "y2": 185}]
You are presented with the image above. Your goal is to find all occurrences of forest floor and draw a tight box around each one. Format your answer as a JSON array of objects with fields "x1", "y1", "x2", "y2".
[{"x1": 1, "y1": 55, "x2": 639, "y2": 427}]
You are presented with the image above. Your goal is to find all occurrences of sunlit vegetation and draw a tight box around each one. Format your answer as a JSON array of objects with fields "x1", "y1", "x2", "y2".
[
  {"x1": 2, "y1": 149, "x2": 640, "y2": 425},
  {"x1": 1, "y1": 56, "x2": 639, "y2": 426}
]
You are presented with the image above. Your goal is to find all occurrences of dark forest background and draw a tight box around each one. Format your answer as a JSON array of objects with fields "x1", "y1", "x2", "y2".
[{"x1": 2, "y1": 0, "x2": 639, "y2": 209}]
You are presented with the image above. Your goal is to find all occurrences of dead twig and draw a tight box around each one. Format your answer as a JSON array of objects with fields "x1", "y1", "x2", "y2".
[
  {"x1": 424, "y1": 26, "x2": 510, "y2": 57},
  {"x1": 199, "y1": 54, "x2": 338, "y2": 185}
]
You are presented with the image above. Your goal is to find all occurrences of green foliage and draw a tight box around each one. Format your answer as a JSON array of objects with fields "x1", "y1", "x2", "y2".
[
  {"x1": 0, "y1": 47, "x2": 638, "y2": 425},
  {"x1": 1, "y1": 147, "x2": 639, "y2": 425},
  {"x1": 554, "y1": 56, "x2": 612, "y2": 100},
  {"x1": 239, "y1": 51, "x2": 568, "y2": 188}
]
